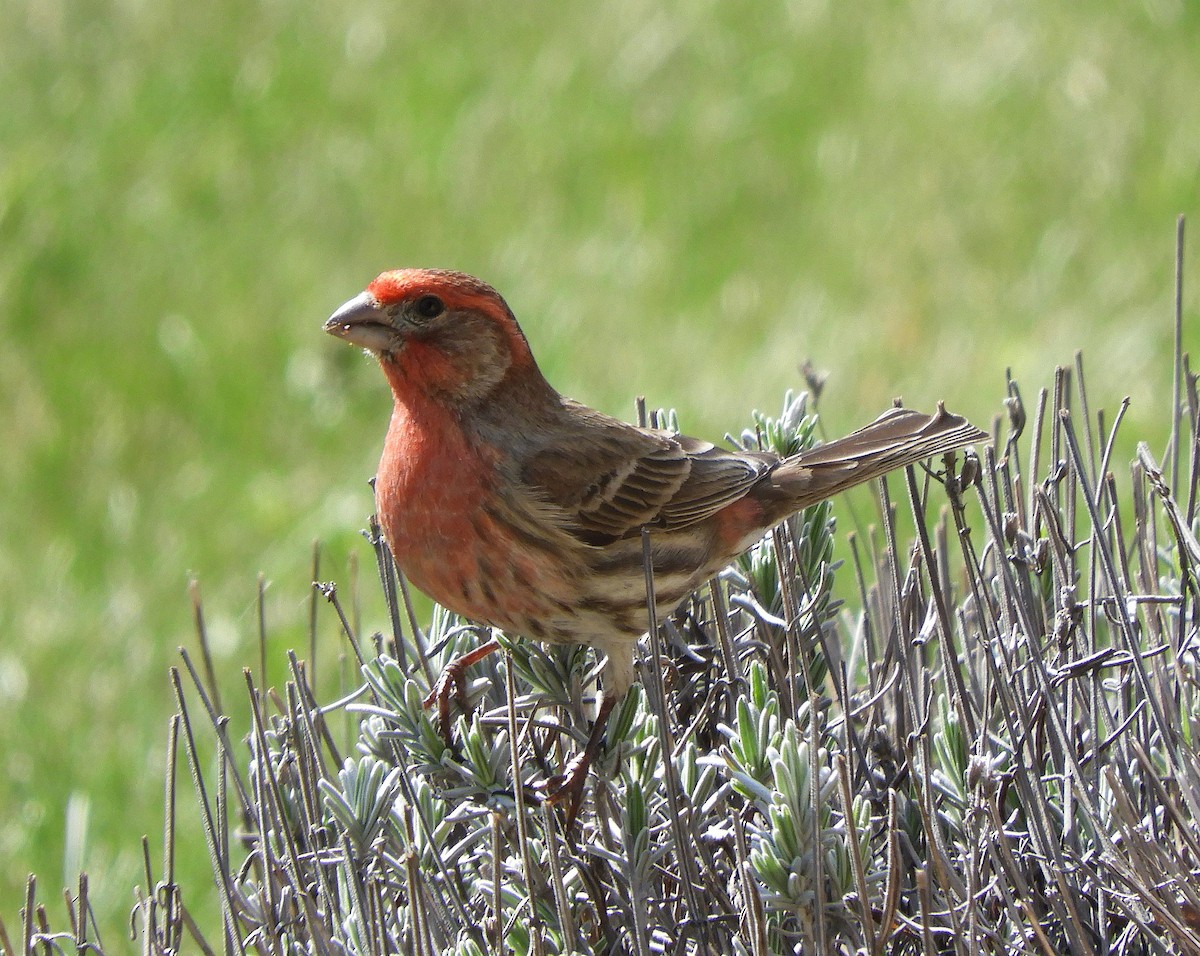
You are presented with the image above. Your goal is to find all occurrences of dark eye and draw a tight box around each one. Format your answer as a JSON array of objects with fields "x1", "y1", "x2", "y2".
[{"x1": 414, "y1": 295, "x2": 444, "y2": 320}]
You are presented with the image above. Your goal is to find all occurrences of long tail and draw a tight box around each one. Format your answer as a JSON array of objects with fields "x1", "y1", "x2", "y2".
[{"x1": 767, "y1": 404, "x2": 987, "y2": 514}]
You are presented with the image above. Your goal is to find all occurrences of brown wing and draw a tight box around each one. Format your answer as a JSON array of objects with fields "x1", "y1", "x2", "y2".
[{"x1": 520, "y1": 408, "x2": 776, "y2": 545}]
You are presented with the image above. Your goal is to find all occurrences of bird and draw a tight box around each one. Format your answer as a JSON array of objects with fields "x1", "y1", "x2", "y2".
[{"x1": 325, "y1": 268, "x2": 986, "y2": 819}]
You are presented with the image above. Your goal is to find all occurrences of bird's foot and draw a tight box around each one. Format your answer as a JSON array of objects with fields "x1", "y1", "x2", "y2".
[
  {"x1": 422, "y1": 665, "x2": 468, "y2": 744},
  {"x1": 422, "y1": 637, "x2": 501, "y2": 743},
  {"x1": 533, "y1": 693, "x2": 615, "y2": 830},
  {"x1": 535, "y1": 750, "x2": 593, "y2": 830}
]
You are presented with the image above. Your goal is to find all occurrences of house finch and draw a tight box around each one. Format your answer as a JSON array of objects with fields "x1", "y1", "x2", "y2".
[{"x1": 325, "y1": 268, "x2": 986, "y2": 816}]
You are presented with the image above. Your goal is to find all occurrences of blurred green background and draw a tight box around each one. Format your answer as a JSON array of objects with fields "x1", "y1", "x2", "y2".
[{"x1": 2, "y1": 0, "x2": 1197, "y2": 940}]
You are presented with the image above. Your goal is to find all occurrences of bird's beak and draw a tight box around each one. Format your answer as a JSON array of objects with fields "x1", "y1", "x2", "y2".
[{"x1": 323, "y1": 291, "x2": 398, "y2": 352}]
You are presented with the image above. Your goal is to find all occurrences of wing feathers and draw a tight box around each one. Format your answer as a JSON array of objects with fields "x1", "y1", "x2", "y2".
[
  {"x1": 518, "y1": 403, "x2": 985, "y2": 547},
  {"x1": 770, "y1": 406, "x2": 986, "y2": 509},
  {"x1": 521, "y1": 419, "x2": 775, "y2": 543}
]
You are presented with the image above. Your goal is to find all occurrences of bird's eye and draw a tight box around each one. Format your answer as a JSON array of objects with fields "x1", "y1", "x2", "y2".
[{"x1": 413, "y1": 295, "x2": 444, "y2": 320}]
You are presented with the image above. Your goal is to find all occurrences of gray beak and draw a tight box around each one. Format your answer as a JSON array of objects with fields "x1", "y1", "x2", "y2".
[{"x1": 323, "y1": 291, "x2": 397, "y2": 352}]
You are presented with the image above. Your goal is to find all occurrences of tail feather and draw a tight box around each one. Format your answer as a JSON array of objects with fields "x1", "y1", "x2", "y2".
[{"x1": 769, "y1": 404, "x2": 987, "y2": 512}]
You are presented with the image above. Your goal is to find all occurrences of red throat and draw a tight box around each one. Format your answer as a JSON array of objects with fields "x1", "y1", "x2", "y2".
[
  {"x1": 379, "y1": 339, "x2": 463, "y2": 398},
  {"x1": 374, "y1": 394, "x2": 501, "y2": 615}
]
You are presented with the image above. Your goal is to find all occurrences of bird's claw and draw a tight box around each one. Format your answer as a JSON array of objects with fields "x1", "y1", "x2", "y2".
[
  {"x1": 421, "y1": 637, "x2": 503, "y2": 744},
  {"x1": 534, "y1": 752, "x2": 592, "y2": 830},
  {"x1": 422, "y1": 662, "x2": 471, "y2": 744}
]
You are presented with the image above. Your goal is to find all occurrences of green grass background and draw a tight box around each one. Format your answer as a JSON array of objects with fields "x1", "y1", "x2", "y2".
[{"x1": 2, "y1": 0, "x2": 1198, "y2": 940}]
